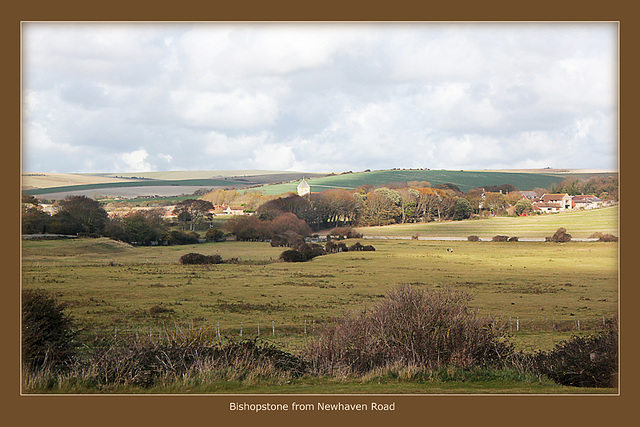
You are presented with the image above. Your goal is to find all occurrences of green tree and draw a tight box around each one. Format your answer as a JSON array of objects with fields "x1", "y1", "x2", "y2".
[
  {"x1": 453, "y1": 197, "x2": 473, "y2": 220},
  {"x1": 515, "y1": 198, "x2": 533, "y2": 215},
  {"x1": 55, "y1": 196, "x2": 109, "y2": 235}
]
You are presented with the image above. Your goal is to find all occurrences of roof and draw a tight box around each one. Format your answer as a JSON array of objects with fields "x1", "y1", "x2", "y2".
[
  {"x1": 540, "y1": 193, "x2": 570, "y2": 202},
  {"x1": 297, "y1": 179, "x2": 310, "y2": 189}
]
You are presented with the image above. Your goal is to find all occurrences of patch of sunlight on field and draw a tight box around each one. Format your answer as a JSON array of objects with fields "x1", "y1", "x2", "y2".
[
  {"x1": 21, "y1": 236, "x2": 618, "y2": 353},
  {"x1": 357, "y1": 206, "x2": 618, "y2": 239}
]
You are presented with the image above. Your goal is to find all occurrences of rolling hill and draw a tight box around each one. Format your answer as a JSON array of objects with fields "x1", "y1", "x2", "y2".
[{"x1": 251, "y1": 169, "x2": 617, "y2": 195}]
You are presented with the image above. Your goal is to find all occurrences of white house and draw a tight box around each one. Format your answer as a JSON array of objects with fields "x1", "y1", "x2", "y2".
[{"x1": 297, "y1": 179, "x2": 310, "y2": 197}]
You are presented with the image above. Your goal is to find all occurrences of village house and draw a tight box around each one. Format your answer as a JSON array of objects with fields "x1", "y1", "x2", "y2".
[
  {"x1": 533, "y1": 193, "x2": 573, "y2": 213},
  {"x1": 211, "y1": 205, "x2": 246, "y2": 215},
  {"x1": 571, "y1": 194, "x2": 603, "y2": 210}
]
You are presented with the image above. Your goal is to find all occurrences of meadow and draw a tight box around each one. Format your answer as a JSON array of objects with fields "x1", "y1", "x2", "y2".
[
  {"x1": 21, "y1": 233, "x2": 618, "y2": 354},
  {"x1": 357, "y1": 206, "x2": 619, "y2": 239}
]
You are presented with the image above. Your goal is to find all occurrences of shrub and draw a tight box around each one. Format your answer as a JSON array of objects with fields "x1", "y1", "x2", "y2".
[
  {"x1": 270, "y1": 234, "x2": 287, "y2": 247},
  {"x1": 349, "y1": 242, "x2": 364, "y2": 251},
  {"x1": 532, "y1": 318, "x2": 618, "y2": 388},
  {"x1": 303, "y1": 285, "x2": 513, "y2": 375},
  {"x1": 547, "y1": 227, "x2": 572, "y2": 243},
  {"x1": 22, "y1": 289, "x2": 76, "y2": 372},
  {"x1": 467, "y1": 235, "x2": 480, "y2": 242},
  {"x1": 324, "y1": 240, "x2": 337, "y2": 253},
  {"x1": 149, "y1": 305, "x2": 175, "y2": 318},
  {"x1": 179, "y1": 253, "x2": 223, "y2": 265},
  {"x1": 279, "y1": 249, "x2": 307, "y2": 263},
  {"x1": 79, "y1": 336, "x2": 307, "y2": 388},
  {"x1": 335, "y1": 242, "x2": 349, "y2": 252},
  {"x1": 297, "y1": 243, "x2": 326, "y2": 260},
  {"x1": 598, "y1": 234, "x2": 618, "y2": 242},
  {"x1": 328, "y1": 227, "x2": 363, "y2": 239},
  {"x1": 508, "y1": 236, "x2": 519, "y2": 242},
  {"x1": 168, "y1": 230, "x2": 200, "y2": 245},
  {"x1": 492, "y1": 235, "x2": 509, "y2": 242},
  {"x1": 205, "y1": 227, "x2": 225, "y2": 242},
  {"x1": 362, "y1": 245, "x2": 376, "y2": 251}
]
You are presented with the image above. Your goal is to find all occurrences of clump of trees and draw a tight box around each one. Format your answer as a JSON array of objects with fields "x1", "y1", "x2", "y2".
[
  {"x1": 550, "y1": 175, "x2": 618, "y2": 201},
  {"x1": 22, "y1": 195, "x2": 109, "y2": 236},
  {"x1": 226, "y1": 212, "x2": 312, "y2": 243}
]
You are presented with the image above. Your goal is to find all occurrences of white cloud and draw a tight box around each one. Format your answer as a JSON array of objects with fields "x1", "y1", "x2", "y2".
[
  {"x1": 120, "y1": 149, "x2": 152, "y2": 172},
  {"x1": 21, "y1": 22, "x2": 618, "y2": 173}
]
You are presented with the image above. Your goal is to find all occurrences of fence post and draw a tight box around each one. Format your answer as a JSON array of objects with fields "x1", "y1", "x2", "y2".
[
  {"x1": 257, "y1": 321, "x2": 260, "y2": 337},
  {"x1": 516, "y1": 317, "x2": 520, "y2": 332},
  {"x1": 577, "y1": 316, "x2": 580, "y2": 331},
  {"x1": 553, "y1": 315, "x2": 556, "y2": 331},
  {"x1": 313, "y1": 320, "x2": 315, "y2": 333},
  {"x1": 509, "y1": 317, "x2": 512, "y2": 332},
  {"x1": 304, "y1": 319, "x2": 307, "y2": 335},
  {"x1": 240, "y1": 322, "x2": 243, "y2": 338},
  {"x1": 272, "y1": 320, "x2": 275, "y2": 337}
]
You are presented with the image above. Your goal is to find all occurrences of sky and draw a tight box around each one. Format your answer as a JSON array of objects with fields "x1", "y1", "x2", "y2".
[{"x1": 21, "y1": 22, "x2": 618, "y2": 174}]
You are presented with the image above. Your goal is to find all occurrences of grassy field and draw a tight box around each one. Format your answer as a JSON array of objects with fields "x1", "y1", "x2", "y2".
[
  {"x1": 21, "y1": 235, "x2": 618, "y2": 354},
  {"x1": 251, "y1": 169, "x2": 617, "y2": 195},
  {"x1": 357, "y1": 206, "x2": 619, "y2": 239}
]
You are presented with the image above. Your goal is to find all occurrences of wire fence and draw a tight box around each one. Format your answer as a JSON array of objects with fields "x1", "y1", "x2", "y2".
[{"x1": 94, "y1": 314, "x2": 612, "y2": 343}]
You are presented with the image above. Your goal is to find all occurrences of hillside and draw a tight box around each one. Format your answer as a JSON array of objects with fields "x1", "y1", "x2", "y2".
[
  {"x1": 21, "y1": 170, "x2": 327, "y2": 198},
  {"x1": 252, "y1": 169, "x2": 618, "y2": 195}
]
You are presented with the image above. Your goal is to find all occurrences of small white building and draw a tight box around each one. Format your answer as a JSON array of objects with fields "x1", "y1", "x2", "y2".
[{"x1": 297, "y1": 179, "x2": 310, "y2": 197}]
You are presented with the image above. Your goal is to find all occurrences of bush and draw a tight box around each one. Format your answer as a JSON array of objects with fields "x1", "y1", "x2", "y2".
[
  {"x1": 179, "y1": 253, "x2": 223, "y2": 265},
  {"x1": 349, "y1": 242, "x2": 364, "y2": 251},
  {"x1": 205, "y1": 227, "x2": 225, "y2": 242},
  {"x1": 547, "y1": 227, "x2": 572, "y2": 243},
  {"x1": 598, "y1": 234, "x2": 618, "y2": 242},
  {"x1": 168, "y1": 230, "x2": 200, "y2": 245},
  {"x1": 467, "y1": 235, "x2": 480, "y2": 242},
  {"x1": 508, "y1": 236, "x2": 519, "y2": 242},
  {"x1": 303, "y1": 285, "x2": 513, "y2": 375},
  {"x1": 532, "y1": 318, "x2": 618, "y2": 388},
  {"x1": 362, "y1": 245, "x2": 376, "y2": 251},
  {"x1": 22, "y1": 289, "x2": 76, "y2": 372},
  {"x1": 297, "y1": 243, "x2": 326, "y2": 260},
  {"x1": 279, "y1": 249, "x2": 307, "y2": 263},
  {"x1": 79, "y1": 336, "x2": 307, "y2": 388},
  {"x1": 335, "y1": 242, "x2": 349, "y2": 252},
  {"x1": 492, "y1": 235, "x2": 509, "y2": 242},
  {"x1": 327, "y1": 227, "x2": 363, "y2": 240}
]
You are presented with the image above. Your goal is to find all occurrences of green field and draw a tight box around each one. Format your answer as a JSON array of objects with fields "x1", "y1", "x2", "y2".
[
  {"x1": 357, "y1": 206, "x2": 619, "y2": 239},
  {"x1": 21, "y1": 236, "x2": 618, "y2": 354},
  {"x1": 252, "y1": 169, "x2": 617, "y2": 195}
]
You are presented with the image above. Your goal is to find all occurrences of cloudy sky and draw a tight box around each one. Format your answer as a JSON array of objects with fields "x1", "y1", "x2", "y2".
[{"x1": 22, "y1": 22, "x2": 618, "y2": 174}]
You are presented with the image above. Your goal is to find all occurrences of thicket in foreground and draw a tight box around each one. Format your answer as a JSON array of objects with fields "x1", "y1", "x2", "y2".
[
  {"x1": 531, "y1": 317, "x2": 618, "y2": 388},
  {"x1": 22, "y1": 289, "x2": 76, "y2": 372},
  {"x1": 303, "y1": 285, "x2": 513, "y2": 376}
]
